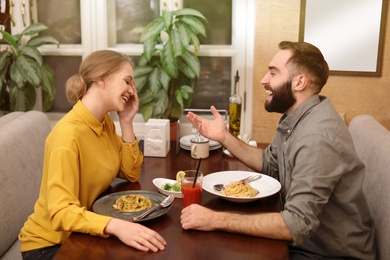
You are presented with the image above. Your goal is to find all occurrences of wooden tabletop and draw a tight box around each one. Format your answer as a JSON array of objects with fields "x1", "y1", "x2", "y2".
[{"x1": 54, "y1": 141, "x2": 289, "y2": 260}]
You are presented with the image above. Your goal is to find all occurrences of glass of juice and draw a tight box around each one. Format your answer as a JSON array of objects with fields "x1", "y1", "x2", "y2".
[{"x1": 181, "y1": 170, "x2": 203, "y2": 207}]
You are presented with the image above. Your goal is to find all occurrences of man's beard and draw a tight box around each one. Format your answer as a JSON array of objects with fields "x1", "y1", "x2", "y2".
[{"x1": 264, "y1": 79, "x2": 296, "y2": 113}]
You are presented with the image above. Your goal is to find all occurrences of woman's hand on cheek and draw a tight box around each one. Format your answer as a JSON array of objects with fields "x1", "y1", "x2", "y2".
[{"x1": 118, "y1": 89, "x2": 139, "y2": 123}]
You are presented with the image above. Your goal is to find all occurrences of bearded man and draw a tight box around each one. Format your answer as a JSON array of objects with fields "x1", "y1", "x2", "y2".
[{"x1": 180, "y1": 41, "x2": 375, "y2": 259}]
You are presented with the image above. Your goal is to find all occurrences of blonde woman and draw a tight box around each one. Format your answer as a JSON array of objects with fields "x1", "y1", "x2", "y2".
[{"x1": 19, "y1": 50, "x2": 166, "y2": 259}]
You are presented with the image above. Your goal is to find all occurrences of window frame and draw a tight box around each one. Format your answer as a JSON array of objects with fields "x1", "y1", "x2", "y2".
[{"x1": 26, "y1": 0, "x2": 255, "y2": 136}]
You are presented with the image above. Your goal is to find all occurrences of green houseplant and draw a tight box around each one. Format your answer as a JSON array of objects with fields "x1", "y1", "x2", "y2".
[
  {"x1": 0, "y1": 22, "x2": 59, "y2": 115},
  {"x1": 134, "y1": 8, "x2": 207, "y2": 122}
]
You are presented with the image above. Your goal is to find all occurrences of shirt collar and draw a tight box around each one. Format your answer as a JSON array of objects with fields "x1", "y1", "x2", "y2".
[
  {"x1": 73, "y1": 100, "x2": 104, "y2": 136},
  {"x1": 277, "y1": 94, "x2": 324, "y2": 134}
]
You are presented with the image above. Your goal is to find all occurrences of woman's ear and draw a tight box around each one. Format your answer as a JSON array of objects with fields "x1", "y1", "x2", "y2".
[{"x1": 96, "y1": 79, "x2": 106, "y2": 88}]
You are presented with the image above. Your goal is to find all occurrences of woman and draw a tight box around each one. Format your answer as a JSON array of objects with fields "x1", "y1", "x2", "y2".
[{"x1": 19, "y1": 50, "x2": 167, "y2": 259}]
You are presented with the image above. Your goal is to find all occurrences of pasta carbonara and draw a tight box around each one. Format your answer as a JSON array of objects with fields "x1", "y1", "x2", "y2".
[
  {"x1": 112, "y1": 194, "x2": 153, "y2": 212},
  {"x1": 221, "y1": 181, "x2": 259, "y2": 197}
]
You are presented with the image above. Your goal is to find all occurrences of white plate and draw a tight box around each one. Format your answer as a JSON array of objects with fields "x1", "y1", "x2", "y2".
[
  {"x1": 203, "y1": 171, "x2": 281, "y2": 202},
  {"x1": 153, "y1": 178, "x2": 182, "y2": 198},
  {"x1": 180, "y1": 144, "x2": 222, "y2": 151},
  {"x1": 180, "y1": 135, "x2": 220, "y2": 147}
]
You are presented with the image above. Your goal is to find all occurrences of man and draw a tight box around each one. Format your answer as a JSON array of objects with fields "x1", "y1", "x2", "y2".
[{"x1": 181, "y1": 41, "x2": 375, "y2": 259}]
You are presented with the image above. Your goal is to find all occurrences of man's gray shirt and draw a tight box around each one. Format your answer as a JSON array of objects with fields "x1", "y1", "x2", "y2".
[{"x1": 262, "y1": 95, "x2": 375, "y2": 259}]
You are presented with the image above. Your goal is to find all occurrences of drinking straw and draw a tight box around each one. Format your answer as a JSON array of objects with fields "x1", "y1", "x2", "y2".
[{"x1": 192, "y1": 157, "x2": 202, "y2": 188}]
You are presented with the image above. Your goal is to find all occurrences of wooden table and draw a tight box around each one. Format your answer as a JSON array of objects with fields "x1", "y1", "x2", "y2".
[{"x1": 54, "y1": 141, "x2": 289, "y2": 260}]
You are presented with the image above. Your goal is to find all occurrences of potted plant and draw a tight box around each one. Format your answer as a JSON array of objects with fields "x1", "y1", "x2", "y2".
[
  {"x1": 134, "y1": 8, "x2": 207, "y2": 122},
  {"x1": 0, "y1": 22, "x2": 59, "y2": 116}
]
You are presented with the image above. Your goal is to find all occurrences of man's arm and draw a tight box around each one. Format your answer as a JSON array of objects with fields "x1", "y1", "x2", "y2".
[{"x1": 181, "y1": 204, "x2": 292, "y2": 240}]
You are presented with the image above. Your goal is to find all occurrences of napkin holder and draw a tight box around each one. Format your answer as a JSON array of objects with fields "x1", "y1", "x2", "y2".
[{"x1": 144, "y1": 119, "x2": 170, "y2": 157}]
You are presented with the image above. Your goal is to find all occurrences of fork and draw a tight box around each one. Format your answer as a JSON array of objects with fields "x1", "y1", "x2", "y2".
[{"x1": 132, "y1": 195, "x2": 175, "y2": 221}]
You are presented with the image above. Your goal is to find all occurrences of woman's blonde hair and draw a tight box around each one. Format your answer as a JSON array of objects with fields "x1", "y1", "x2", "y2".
[{"x1": 65, "y1": 50, "x2": 132, "y2": 104}]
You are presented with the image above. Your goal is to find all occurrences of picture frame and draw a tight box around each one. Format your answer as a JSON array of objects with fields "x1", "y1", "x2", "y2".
[{"x1": 299, "y1": 0, "x2": 388, "y2": 76}]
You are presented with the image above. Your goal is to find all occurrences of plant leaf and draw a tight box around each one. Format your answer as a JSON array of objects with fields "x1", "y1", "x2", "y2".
[
  {"x1": 16, "y1": 56, "x2": 41, "y2": 86},
  {"x1": 180, "y1": 85, "x2": 194, "y2": 97},
  {"x1": 153, "y1": 89, "x2": 169, "y2": 117},
  {"x1": 137, "y1": 53, "x2": 149, "y2": 66},
  {"x1": 0, "y1": 52, "x2": 12, "y2": 82},
  {"x1": 21, "y1": 22, "x2": 48, "y2": 36},
  {"x1": 148, "y1": 67, "x2": 161, "y2": 96},
  {"x1": 162, "y1": 10, "x2": 173, "y2": 29},
  {"x1": 135, "y1": 74, "x2": 148, "y2": 93},
  {"x1": 143, "y1": 37, "x2": 158, "y2": 62},
  {"x1": 178, "y1": 58, "x2": 196, "y2": 79},
  {"x1": 170, "y1": 28, "x2": 184, "y2": 57},
  {"x1": 10, "y1": 63, "x2": 26, "y2": 88},
  {"x1": 180, "y1": 51, "x2": 200, "y2": 78},
  {"x1": 138, "y1": 88, "x2": 154, "y2": 104},
  {"x1": 140, "y1": 101, "x2": 154, "y2": 122},
  {"x1": 40, "y1": 65, "x2": 55, "y2": 111},
  {"x1": 134, "y1": 65, "x2": 154, "y2": 77},
  {"x1": 176, "y1": 22, "x2": 191, "y2": 47},
  {"x1": 160, "y1": 69, "x2": 171, "y2": 93},
  {"x1": 175, "y1": 85, "x2": 194, "y2": 106},
  {"x1": 9, "y1": 82, "x2": 36, "y2": 111},
  {"x1": 27, "y1": 35, "x2": 59, "y2": 47},
  {"x1": 140, "y1": 16, "x2": 165, "y2": 42},
  {"x1": 175, "y1": 88, "x2": 184, "y2": 106},
  {"x1": 189, "y1": 32, "x2": 200, "y2": 54},
  {"x1": 161, "y1": 41, "x2": 178, "y2": 78},
  {"x1": 174, "y1": 8, "x2": 207, "y2": 21},
  {"x1": 170, "y1": 96, "x2": 184, "y2": 120},
  {"x1": 178, "y1": 16, "x2": 206, "y2": 37},
  {"x1": 20, "y1": 46, "x2": 42, "y2": 65},
  {"x1": 134, "y1": 65, "x2": 155, "y2": 92},
  {"x1": 0, "y1": 30, "x2": 19, "y2": 53}
]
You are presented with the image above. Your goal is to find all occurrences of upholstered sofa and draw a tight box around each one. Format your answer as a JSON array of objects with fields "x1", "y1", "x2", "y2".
[
  {"x1": 348, "y1": 115, "x2": 390, "y2": 260},
  {"x1": 0, "y1": 111, "x2": 51, "y2": 260}
]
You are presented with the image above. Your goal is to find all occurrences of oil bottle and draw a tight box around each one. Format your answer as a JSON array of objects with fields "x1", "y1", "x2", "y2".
[{"x1": 229, "y1": 70, "x2": 242, "y2": 137}]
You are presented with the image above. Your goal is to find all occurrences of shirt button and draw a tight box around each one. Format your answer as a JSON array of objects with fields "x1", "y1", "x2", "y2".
[{"x1": 287, "y1": 129, "x2": 291, "y2": 134}]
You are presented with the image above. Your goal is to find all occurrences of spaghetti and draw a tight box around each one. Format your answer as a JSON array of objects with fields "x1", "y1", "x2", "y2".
[
  {"x1": 112, "y1": 194, "x2": 153, "y2": 212},
  {"x1": 221, "y1": 181, "x2": 259, "y2": 197}
]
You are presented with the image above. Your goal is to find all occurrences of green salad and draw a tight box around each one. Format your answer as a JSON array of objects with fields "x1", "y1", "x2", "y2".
[{"x1": 162, "y1": 182, "x2": 181, "y2": 192}]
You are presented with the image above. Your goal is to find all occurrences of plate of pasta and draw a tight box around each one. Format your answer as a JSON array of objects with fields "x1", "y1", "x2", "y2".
[
  {"x1": 203, "y1": 171, "x2": 281, "y2": 202},
  {"x1": 93, "y1": 190, "x2": 172, "y2": 222}
]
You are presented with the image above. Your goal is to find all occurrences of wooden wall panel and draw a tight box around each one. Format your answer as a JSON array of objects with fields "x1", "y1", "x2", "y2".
[{"x1": 252, "y1": 0, "x2": 390, "y2": 144}]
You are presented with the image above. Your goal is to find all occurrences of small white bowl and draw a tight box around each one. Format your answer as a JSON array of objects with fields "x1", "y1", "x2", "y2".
[{"x1": 153, "y1": 178, "x2": 182, "y2": 198}]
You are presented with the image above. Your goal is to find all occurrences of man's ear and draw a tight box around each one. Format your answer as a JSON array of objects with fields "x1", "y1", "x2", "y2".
[{"x1": 293, "y1": 74, "x2": 307, "y2": 91}]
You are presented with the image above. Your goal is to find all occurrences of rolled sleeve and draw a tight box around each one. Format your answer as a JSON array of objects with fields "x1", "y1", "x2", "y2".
[
  {"x1": 119, "y1": 137, "x2": 143, "y2": 182},
  {"x1": 280, "y1": 134, "x2": 345, "y2": 245}
]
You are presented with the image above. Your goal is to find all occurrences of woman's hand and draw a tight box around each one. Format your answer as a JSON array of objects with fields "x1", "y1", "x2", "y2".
[
  {"x1": 118, "y1": 82, "x2": 139, "y2": 125},
  {"x1": 118, "y1": 82, "x2": 139, "y2": 142},
  {"x1": 105, "y1": 218, "x2": 167, "y2": 252}
]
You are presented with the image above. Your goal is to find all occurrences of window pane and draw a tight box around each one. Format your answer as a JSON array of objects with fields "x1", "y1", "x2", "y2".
[
  {"x1": 43, "y1": 56, "x2": 82, "y2": 113},
  {"x1": 110, "y1": 0, "x2": 160, "y2": 44},
  {"x1": 36, "y1": 0, "x2": 81, "y2": 44},
  {"x1": 183, "y1": 0, "x2": 232, "y2": 45},
  {"x1": 0, "y1": 3, "x2": 11, "y2": 33},
  {"x1": 189, "y1": 57, "x2": 231, "y2": 110}
]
